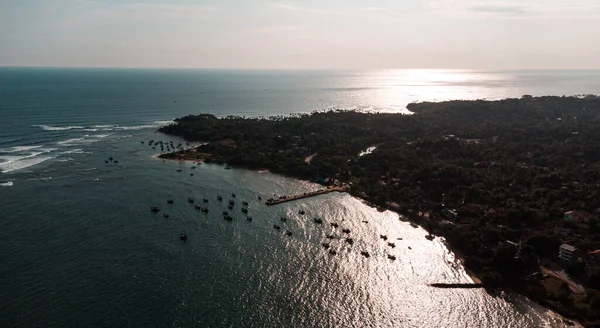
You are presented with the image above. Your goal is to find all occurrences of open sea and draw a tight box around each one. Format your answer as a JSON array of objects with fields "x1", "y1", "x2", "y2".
[{"x1": 1, "y1": 68, "x2": 599, "y2": 328}]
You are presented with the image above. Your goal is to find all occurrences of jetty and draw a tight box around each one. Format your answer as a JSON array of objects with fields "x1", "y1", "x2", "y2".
[
  {"x1": 429, "y1": 283, "x2": 484, "y2": 289},
  {"x1": 265, "y1": 185, "x2": 349, "y2": 205}
]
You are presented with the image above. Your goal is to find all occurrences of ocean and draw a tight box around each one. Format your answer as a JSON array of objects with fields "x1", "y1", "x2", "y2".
[{"x1": 1, "y1": 68, "x2": 598, "y2": 328}]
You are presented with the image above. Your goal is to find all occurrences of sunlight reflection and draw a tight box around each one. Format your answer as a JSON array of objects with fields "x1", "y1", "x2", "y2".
[{"x1": 360, "y1": 69, "x2": 517, "y2": 113}]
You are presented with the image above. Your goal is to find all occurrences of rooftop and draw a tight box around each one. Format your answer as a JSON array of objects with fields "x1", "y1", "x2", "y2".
[{"x1": 559, "y1": 244, "x2": 577, "y2": 252}]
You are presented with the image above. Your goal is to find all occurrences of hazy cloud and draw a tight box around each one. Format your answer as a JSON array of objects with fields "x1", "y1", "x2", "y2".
[
  {"x1": 270, "y1": 2, "x2": 340, "y2": 14},
  {"x1": 429, "y1": 0, "x2": 600, "y2": 18}
]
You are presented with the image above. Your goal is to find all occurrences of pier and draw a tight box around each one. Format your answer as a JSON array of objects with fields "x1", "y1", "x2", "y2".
[
  {"x1": 265, "y1": 186, "x2": 350, "y2": 205},
  {"x1": 429, "y1": 283, "x2": 484, "y2": 289}
]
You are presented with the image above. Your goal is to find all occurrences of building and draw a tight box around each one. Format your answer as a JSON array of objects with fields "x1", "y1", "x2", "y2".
[
  {"x1": 564, "y1": 211, "x2": 591, "y2": 223},
  {"x1": 559, "y1": 244, "x2": 578, "y2": 263}
]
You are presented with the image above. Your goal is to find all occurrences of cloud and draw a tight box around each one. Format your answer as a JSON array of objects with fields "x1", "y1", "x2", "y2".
[
  {"x1": 270, "y1": 2, "x2": 340, "y2": 14},
  {"x1": 429, "y1": 0, "x2": 600, "y2": 18}
]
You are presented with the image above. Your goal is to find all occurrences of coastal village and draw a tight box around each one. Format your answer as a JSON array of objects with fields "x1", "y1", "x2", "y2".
[{"x1": 158, "y1": 96, "x2": 600, "y2": 326}]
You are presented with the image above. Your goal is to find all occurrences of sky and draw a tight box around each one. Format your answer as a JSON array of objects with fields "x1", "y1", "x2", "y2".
[{"x1": 1, "y1": 0, "x2": 599, "y2": 69}]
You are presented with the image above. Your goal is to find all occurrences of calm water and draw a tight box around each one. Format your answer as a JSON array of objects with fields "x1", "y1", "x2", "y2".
[{"x1": 2, "y1": 68, "x2": 598, "y2": 328}]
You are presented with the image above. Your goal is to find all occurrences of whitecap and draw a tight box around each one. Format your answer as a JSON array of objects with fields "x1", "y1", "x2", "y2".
[
  {"x1": 57, "y1": 138, "x2": 85, "y2": 145},
  {"x1": 83, "y1": 128, "x2": 99, "y2": 132},
  {"x1": 90, "y1": 134, "x2": 112, "y2": 138},
  {"x1": 0, "y1": 156, "x2": 55, "y2": 173},
  {"x1": 59, "y1": 149, "x2": 85, "y2": 154},
  {"x1": 154, "y1": 120, "x2": 175, "y2": 125},
  {"x1": 33, "y1": 125, "x2": 84, "y2": 131},
  {"x1": 0, "y1": 181, "x2": 13, "y2": 187},
  {"x1": 113, "y1": 124, "x2": 158, "y2": 131},
  {"x1": 0, "y1": 145, "x2": 44, "y2": 153}
]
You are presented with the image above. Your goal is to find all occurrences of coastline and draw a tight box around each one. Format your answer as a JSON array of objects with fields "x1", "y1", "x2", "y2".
[
  {"x1": 156, "y1": 155, "x2": 583, "y2": 326},
  {"x1": 155, "y1": 99, "x2": 600, "y2": 327}
]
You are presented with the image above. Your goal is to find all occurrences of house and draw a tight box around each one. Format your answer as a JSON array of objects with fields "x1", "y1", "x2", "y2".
[
  {"x1": 558, "y1": 244, "x2": 578, "y2": 263},
  {"x1": 564, "y1": 211, "x2": 591, "y2": 223}
]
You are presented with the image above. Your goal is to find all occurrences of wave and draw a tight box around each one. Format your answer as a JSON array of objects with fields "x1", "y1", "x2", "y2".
[
  {"x1": 59, "y1": 149, "x2": 86, "y2": 154},
  {"x1": 0, "y1": 181, "x2": 13, "y2": 187},
  {"x1": 83, "y1": 128, "x2": 99, "y2": 132},
  {"x1": 0, "y1": 156, "x2": 55, "y2": 173},
  {"x1": 0, "y1": 145, "x2": 44, "y2": 153},
  {"x1": 57, "y1": 138, "x2": 85, "y2": 145},
  {"x1": 33, "y1": 125, "x2": 85, "y2": 131}
]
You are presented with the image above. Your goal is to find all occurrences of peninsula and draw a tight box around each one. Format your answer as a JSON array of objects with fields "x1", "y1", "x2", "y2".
[{"x1": 159, "y1": 96, "x2": 600, "y2": 326}]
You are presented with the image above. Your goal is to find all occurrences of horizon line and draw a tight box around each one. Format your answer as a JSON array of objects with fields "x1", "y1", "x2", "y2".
[{"x1": 1, "y1": 65, "x2": 599, "y2": 71}]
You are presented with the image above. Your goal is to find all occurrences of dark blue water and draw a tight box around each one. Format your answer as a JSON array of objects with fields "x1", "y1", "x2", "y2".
[{"x1": 2, "y1": 68, "x2": 597, "y2": 328}]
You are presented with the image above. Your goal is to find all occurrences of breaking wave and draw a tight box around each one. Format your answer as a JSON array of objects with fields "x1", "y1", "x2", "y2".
[{"x1": 33, "y1": 125, "x2": 85, "y2": 131}]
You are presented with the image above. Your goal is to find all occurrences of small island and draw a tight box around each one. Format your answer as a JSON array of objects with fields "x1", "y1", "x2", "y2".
[{"x1": 159, "y1": 96, "x2": 600, "y2": 326}]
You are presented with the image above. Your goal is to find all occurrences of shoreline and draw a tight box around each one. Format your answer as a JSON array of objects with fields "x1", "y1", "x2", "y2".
[
  {"x1": 155, "y1": 99, "x2": 600, "y2": 326},
  {"x1": 157, "y1": 155, "x2": 582, "y2": 326}
]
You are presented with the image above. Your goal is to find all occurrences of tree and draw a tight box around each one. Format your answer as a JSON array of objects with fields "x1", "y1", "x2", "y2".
[{"x1": 526, "y1": 234, "x2": 561, "y2": 257}]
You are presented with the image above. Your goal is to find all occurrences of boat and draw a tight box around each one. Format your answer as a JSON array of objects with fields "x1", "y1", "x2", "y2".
[
  {"x1": 241, "y1": 208, "x2": 248, "y2": 213},
  {"x1": 203, "y1": 199, "x2": 208, "y2": 203},
  {"x1": 163, "y1": 213, "x2": 170, "y2": 218},
  {"x1": 202, "y1": 208, "x2": 209, "y2": 213},
  {"x1": 114, "y1": 160, "x2": 119, "y2": 164},
  {"x1": 150, "y1": 206, "x2": 161, "y2": 212},
  {"x1": 180, "y1": 233, "x2": 187, "y2": 241},
  {"x1": 188, "y1": 198, "x2": 194, "y2": 203},
  {"x1": 273, "y1": 225, "x2": 281, "y2": 230},
  {"x1": 108, "y1": 157, "x2": 113, "y2": 161},
  {"x1": 224, "y1": 215, "x2": 233, "y2": 221},
  {"x1": 231, "y1": 193, "x2": 236, "y2": 197},
  {"x1": 246, "y1": 217, "x2": 253, "y2": 222},
  {"x1": 177, "y1": 168, "x2": 182, "y2": 172},
  {"x1": 167, "y1": 199, "x2": 174, "y2": 204},
  {"x1": 195, "y1": 204, "x2": 201, "y2": 210},
  {"x1": 217, "y1": 196, "x2": 222, "y2": 201},
  {"x1": 258, "y1": 196, "x2": 262, "y2": 200}
]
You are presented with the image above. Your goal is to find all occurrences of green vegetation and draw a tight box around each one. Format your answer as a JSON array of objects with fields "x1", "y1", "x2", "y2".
[{"x1": 160, "y1": 96, "x2": 600, "y2": 326}]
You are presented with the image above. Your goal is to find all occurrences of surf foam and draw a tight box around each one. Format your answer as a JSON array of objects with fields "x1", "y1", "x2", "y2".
[{"x1": 33, "y1": 125, "x2": 85, "y2": 131}]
